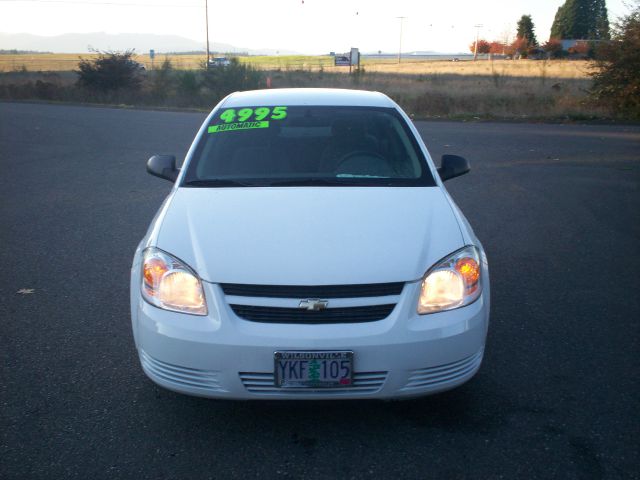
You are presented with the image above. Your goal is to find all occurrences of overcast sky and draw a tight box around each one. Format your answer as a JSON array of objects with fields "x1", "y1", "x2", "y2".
[{"x1": 0, "y1": 0, "x2": 633, "y2": 53}]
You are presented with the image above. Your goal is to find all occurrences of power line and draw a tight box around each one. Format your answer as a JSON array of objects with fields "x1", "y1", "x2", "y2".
[{"x1": 0, "y1": 0, "x2": 201, "y2": 7}]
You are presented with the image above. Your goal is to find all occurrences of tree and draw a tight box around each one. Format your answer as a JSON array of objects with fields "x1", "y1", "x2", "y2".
[
  {"x1": 591, "y1": 5, "x2": 640, "y2": 117},
  {"x1": 469, "y1": 39, "x2": 491, "y2": 54},
  {"x1": 76, "y1": 50, "x2": 143, "y2": 92},
  {"x1": 517, "y1": 15, "x2": 538, "y2": 47},
  {"x1": 568, "y1": 41, "x2": 590, "y2": 56},
  {"x1": 509, "y1": 37, "x2": 531, "y2": 58},
  {"x1": 489, "y1": 41, "x2": 505, "y2": 54},
  {"x1": 542, "y1": 38, "x2": 564, "y2": 58},
  {"x1": 550, "y1": 0, "x2": 610, "y2": 40}
]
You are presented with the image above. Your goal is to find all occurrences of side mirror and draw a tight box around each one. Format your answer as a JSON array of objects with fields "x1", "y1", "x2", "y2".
[
  {"x1": 438, "y1": 154, "x2": 470, "y2": 182},
  {"x1": 147, "y1": 155, "x2": 179, "y2": 182}
]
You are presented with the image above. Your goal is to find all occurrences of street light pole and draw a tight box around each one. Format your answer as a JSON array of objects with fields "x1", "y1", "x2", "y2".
[
  {"x1": 205, "y1": 0, "x2": 210, "y2": 67},
  {"x1": 396, "y1": 16, "x2": 406, "y2": 64},
  {"x1": 473, "y1": 24, "x2": 483, "y2": 61}
]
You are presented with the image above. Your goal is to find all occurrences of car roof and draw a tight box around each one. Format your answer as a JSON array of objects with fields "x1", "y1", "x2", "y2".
[{"x1": 221, "y1": 88, "x2": 394, "y2": 108}]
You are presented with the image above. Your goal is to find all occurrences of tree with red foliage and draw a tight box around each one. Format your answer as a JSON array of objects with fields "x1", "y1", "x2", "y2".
[
  {"x1": 543, "y1": 38, "x2": 563, "y2": 58},
  {"x1": 489, "y1": 41, "x2": 505, "y2": 54},
  {"x1": 568, "y1": 41, "x2": 590, "y2": 56},
  {"x1": 504, "y1": 44, "x2": 516, "y2": 57},
  {"x1": 510, "y1": 37, "x2": 530, "y2": 58},
  {"x1": 469, "y1": 39, "x2": 491, "y2": 55}
]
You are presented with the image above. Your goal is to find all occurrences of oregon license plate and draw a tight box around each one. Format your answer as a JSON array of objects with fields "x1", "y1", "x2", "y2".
[{"x1": 274, "y1": 351, "x2": 353, "y2": 388}]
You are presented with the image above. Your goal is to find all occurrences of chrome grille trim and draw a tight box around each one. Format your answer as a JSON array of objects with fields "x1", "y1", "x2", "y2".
[
  {"x1": 239, "y1": 371, "x2": 388, "y2": 395},
  {"x1": 223, "y1": 295, "x2": 400, "y2": 308},
  {"x1": 220, "y1": 282, "x2": 405, "y2": 299},
  {"x1": 400, "y1": 349, "x2": 484, "y2": 391},
  {"x1": 140, "y1": 350, "x2": 225, "y2": 392},
  {"x1": 230, "y1": 304, "x2": 395, "y2": 324}
]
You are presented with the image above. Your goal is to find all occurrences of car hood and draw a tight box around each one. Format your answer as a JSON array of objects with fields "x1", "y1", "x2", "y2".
[{"x1": 155, "y1": 187, "x2": 463, "y2": 285}]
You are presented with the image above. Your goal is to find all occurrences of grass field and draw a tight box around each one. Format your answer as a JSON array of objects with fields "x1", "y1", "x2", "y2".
[
  {"x1": 361, "y1": 59, "x2": 592, "y2": 79},
  {"x1": 0, "y1": 53, "x2": 608, "y2": 120},
  {"x1": 0, "y1": 53, "x2": 334, "y2": 72},
  {"x1": 0, "y1": 52, "x2": 592, "y2": 79}
]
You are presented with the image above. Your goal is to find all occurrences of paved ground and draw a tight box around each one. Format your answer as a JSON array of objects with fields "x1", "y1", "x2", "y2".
[{"x1": 1, "y1": 102, "x2": 638, "y2": 479}]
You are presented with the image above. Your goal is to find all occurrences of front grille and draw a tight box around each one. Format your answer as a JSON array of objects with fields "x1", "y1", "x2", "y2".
[
  {"x1": 230, "y1": 304, "x2": 395, "y2": 324},
  {"x1": 220, "y1": 282, "x2": 404, "y2": 299},
  {"x1": 239, "y1": 371, "x2": 388, "y2": 395}
]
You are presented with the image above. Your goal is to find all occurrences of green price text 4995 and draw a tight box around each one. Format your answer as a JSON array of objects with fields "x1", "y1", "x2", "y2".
[{"x1": 219, "y1": 106, "x2": 287, "y2": 124}]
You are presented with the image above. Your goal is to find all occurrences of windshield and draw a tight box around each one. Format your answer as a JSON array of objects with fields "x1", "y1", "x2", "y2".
[{"x1": 183, "y1": 105, "x2": 436, "y2": 187}]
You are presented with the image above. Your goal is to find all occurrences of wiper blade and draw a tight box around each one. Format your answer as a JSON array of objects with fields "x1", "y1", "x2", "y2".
[
  {"x1": 182, "y1": 179, "x2": 257, "y2": 187},
  {"x1": 268, "y1": 178, "x2": 347, "y2": 186},
  {"x1": 184, "y1": 178, "x2": 393, "y2": 188},
  {"x1": 269, "y1": 178, "x2": 397, "y2": 187}
]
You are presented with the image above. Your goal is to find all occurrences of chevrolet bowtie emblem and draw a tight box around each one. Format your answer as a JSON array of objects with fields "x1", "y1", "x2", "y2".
[{"x1": 298, "y1": 299, "x2": 329, "y2": 311}]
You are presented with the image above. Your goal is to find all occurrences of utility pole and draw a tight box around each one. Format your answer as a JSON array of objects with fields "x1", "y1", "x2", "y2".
[
  {"x1": 205, "y1": 0, "x2": 210, "y2": 68},
  {"x1": 473, "y1": 24, "x2": 483, "y2": 61},
  {"x1": 396, "y1": 16, "x2": 406, "y2": 64}
]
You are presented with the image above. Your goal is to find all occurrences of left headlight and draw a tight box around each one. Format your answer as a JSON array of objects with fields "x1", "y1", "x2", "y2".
[
  {"x1": 417, "y1": 245, "x2": 482, "y2": 314},
  {"x1": 141, "y1": 247, "x2": 207, "y2": 316}
]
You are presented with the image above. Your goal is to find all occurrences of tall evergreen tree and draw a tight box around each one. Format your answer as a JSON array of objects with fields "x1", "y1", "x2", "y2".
[
  {"x1": 517, "y1": 15, "x2": 538, "y2": 46},
  {"x1": 593, "y1": 0, "x2": 610, "y2": 39},
  {"x1": 550, "y1": 0, "x2": 610, "y2": 40}
]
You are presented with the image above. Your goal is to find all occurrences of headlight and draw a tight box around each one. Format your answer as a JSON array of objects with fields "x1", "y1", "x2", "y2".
[
  {"x1": 417, "y1": 245, "x2": 482, "y2": 314},
  {"x1": 141, "y1": 247, "x2": 207, "y2": 315}
]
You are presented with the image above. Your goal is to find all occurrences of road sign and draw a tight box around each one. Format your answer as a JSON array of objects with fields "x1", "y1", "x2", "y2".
[
  {"x1": 350, "y1": 48, "x2": 359, "y2": 66},
  {"x1": 334, "y1": 55, "x2": 350, "y2": 66},
  {"x1": 149, "y1": 49, "x2": 155, "y2": 60}
]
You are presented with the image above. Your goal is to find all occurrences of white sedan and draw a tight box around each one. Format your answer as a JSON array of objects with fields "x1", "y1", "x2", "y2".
[{"x1": 131, "y1": 88, "x2": 490, "y2": 399}]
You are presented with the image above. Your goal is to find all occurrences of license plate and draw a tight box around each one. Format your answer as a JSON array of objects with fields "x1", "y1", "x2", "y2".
[{"x1": 274, "y1": 351, "x2": 353, "y2": 388}]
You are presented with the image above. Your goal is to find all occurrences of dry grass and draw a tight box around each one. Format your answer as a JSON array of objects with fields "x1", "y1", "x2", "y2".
[
  {"x1": 0, "y1": 54, "x2": 610, "y2": 120},
  {"x1": 362, "y1": 59, "x2": 593, "y2": 79},
  {"x1": 0, "y1": 53, "x2": 593, "y2": 79},
  {"x1": 0, "y1": 53, "x2": 333, "y2": 71},
  {"x1": 0, "y1": 53, "x2": 202, "y2": 72},
  {"x1": 0, "y1": 53, "x2": 88, "y2": 72},
  {"x1": 263, "y1": 69, "x2": 603, "y2": 119}
]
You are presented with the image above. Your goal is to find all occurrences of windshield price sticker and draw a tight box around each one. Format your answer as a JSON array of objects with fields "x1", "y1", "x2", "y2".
[
  {"x1": 275, "y1": 351, "x2": 353, "y2": 388},
  {"x1": 208, "y1": 106, "x2": 288, "y2": 134}
]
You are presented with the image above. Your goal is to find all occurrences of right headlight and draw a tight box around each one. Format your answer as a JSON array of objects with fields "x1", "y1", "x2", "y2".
[
  {"x1": 141, "y1": 247, "x2": 207, "y2": 316},
  {"x1": 417, "y1": 245, "x2": 482, "y2": 314}
]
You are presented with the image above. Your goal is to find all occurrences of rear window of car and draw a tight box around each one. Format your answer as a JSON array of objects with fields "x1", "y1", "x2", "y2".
[{"x1": 183, "y1": 105, "x2": 436, "y2": 187}]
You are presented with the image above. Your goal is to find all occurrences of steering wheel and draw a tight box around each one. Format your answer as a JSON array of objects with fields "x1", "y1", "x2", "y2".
[{"x1": 334, "y1": 150, "x2": 392, "y2": 175}]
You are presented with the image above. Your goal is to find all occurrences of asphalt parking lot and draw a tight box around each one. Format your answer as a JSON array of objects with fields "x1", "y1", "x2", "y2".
[{"x1": 1, "y1": 102, "x2": 638, "y2": 479}]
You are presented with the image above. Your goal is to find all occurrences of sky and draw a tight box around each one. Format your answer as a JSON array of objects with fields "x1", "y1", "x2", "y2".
[{"x1": 0, "y1": 0, "x2": 633, "y2": 54}]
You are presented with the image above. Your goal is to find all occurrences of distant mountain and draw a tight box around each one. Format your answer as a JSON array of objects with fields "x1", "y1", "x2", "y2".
[{"x1": 0, "y1": 32, "x2": 299, "y2": 55}]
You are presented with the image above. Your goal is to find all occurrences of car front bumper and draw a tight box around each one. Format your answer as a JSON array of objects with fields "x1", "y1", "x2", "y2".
[{"x1": 130, "y1": 258, "x2": 490, "y2": 400}]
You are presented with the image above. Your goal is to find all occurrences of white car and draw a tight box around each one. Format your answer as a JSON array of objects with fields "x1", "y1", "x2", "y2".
[
  {"x1": 131, "y1": 88, "x2": 489, "y2": 399},
  {"x1": 208, "y1": 56, "x2": 231, "y2": 67}
]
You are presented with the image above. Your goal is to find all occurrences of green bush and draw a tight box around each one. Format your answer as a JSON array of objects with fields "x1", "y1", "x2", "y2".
[
  {"x1": 176, "y1": 70, "x2": 200, "y2": 98},
  {"x1": 76, "y1": 50, "x2": 143, "y2": 92},
  {"x1": 201, "y1": 58, "x2": 264, "y2": 101},
  {"x1": 591, "y1": 7, "x2": 640, "y2": 118},
  {"x1": 150, "y1": 57, "x2": 174, "y2": 99}
]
